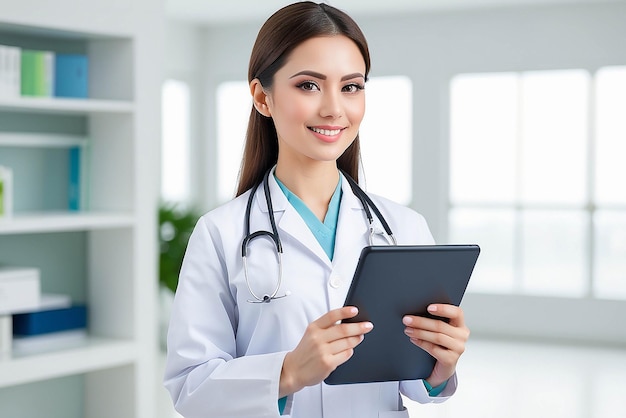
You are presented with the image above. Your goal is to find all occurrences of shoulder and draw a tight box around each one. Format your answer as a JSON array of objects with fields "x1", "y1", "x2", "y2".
[
  {"x1": 366, "y1": 193, "x2": 434, "y2": 244},
  {"x1": 366, "y1": 193, "x2": 426, "y2": 223},
  {"x1": 193, "y1": 191, "x2": 252, "y2": 242},
  {"x1": 202, "y1": 191, "x2": 251, "y2": 224}
]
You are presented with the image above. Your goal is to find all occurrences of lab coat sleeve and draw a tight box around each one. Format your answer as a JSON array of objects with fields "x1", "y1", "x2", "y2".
[
  {"x1": 164, "y1": 214, "x2": 285, "y2": 418},
  {"x1": 399, "y1": 374, "x2": 458, "y2": 404}
]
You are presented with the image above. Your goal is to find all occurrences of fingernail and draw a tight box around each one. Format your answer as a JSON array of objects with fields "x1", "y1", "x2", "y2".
[
  {"x1": 363, "y1": 322, "x2": 373, "y2": 330},
  {"x1": 350, "y1": 307, "x2": 358, "y2": 314},
  {"x1": 428, "y1": 305, "x2": 437, "y2": 312},
  {"x1": 403, "y1": 316, "x2": 413, "y2": 325}
]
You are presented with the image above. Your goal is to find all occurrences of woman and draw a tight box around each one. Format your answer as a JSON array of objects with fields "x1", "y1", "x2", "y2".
[{"x1": 164, "y1": 2, "x2": 469, "y2": 417}]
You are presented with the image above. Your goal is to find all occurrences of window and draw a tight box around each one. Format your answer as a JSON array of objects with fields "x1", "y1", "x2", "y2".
[
  {"x1": 161, "y1": 79, "x2": 191, "y2": 203},
  {"x1": 593, "y1": 66, "x2": 626, "y2": 299},
  {"x1": 215, "y1": 76, "x2": 413, "y2": 205},
  {"x1": 359, "y1": 76, "x2": 413, "y2": 204},
  {"x1": 449, "y1": 68, "x2": 626, "y2": 300},
  {"x1": 216, "y1": 81, "x2": 251, "y2": 203}
]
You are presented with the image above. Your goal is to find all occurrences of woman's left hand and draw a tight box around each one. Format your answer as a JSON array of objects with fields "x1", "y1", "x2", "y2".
[{"x1": 402, "y1": 304, "x2": 470, "y2": 388}]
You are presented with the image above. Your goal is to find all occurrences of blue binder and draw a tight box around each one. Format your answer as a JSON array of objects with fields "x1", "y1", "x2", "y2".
[
  {"x1": 13, "y1": 305, "x2": 87, "y2": 336},
  {"x1": 54, "y1": 54, "x2": 89, "y2": 98}
]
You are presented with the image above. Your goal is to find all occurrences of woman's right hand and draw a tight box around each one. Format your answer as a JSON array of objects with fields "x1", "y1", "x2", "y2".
[{"x1": 279, "y1": 306, "x2": 373, "y2": 397}]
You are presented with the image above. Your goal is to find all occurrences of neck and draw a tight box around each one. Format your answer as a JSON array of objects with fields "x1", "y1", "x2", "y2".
[{"x1": 275, "y1": 161, "x2": 339, "y2": 221}]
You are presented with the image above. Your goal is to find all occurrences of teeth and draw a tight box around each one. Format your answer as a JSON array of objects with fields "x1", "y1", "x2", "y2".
[{"x1": 311, "y1": 127, "x2": 341, "y2": 136}]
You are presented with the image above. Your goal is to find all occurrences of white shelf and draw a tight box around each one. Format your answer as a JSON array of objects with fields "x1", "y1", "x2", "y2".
[
  {"x1": 0, "y1": 337, "x2": 137, "y2": 388},
  {"x1": 0, "y1": 10, "x2": 159, "y2": 417},
  {"x1": 0, "y1": 132, "x2": 87, "y2": 148},
  {"x1": 0, "y1": 96, "x2": 134, "y2": 115},
  {"x1": 0, "y1": 212, "x2": 135, "y2": 234}
]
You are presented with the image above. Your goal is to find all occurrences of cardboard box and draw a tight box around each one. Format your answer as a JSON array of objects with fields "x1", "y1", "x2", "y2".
[{"x1": 0, "y1": 267, "x2": 41, "y2": 315}]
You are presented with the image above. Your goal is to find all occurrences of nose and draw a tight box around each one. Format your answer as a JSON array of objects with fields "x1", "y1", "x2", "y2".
[{"x1": 319, "y1": 90, "x2": 343, "y2": 119}]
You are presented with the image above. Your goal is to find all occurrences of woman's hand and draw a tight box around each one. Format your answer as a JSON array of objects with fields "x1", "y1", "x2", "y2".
[
  {"x1": 402, "y1": 304, "x2": 470, "y2": 388},
  {"x1": 279, "y1": 306, "x2": 373, "y2": 397}
]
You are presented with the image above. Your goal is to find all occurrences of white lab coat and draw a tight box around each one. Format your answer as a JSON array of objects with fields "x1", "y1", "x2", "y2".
[{"x1": 164, "y1": 172, "x2": 457, "y2": 418}]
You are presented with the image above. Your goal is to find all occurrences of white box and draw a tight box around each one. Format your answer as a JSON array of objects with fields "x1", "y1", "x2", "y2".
[{"x1": 0, "y1": 267, "x2": 41, "y2": 315}]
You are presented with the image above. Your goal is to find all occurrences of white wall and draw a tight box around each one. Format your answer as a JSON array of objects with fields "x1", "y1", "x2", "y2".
[{"x1": 167, "y1": 2, "x2": 626, "y2": 344}]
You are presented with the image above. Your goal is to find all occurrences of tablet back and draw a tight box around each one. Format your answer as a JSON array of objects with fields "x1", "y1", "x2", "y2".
[{"x1": 324, "y1": 244, "x2": 480, "y2": 385}]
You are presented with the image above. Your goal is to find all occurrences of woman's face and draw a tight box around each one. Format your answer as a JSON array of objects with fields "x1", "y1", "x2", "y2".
[{"x1": 262, "y1": 35, "x2": 367, "y2": 168}]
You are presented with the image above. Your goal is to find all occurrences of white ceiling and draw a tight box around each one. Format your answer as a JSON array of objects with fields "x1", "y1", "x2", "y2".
[{"x1": 165, "y1": 0, "x2": 619, "y2": 24}]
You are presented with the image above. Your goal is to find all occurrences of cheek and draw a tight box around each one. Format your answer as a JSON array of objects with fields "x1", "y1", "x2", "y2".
[
  {"x1": 347, "y1": 97, "x2": 366, "y2": 126},
  {"x1": 272, "y1": 93, "x2": 316, "y2": 126}
]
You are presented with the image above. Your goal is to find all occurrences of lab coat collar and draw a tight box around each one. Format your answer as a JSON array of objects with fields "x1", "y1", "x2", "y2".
[
  {"x1": 252, "y1": 169, "x2": 370, "y2": 269},
  {"x1": 254, "y1": 171, "x2": 331, "y2": 267},
  {"x1": 332, "y1": 172, "x2": 370, "y2": 266}
]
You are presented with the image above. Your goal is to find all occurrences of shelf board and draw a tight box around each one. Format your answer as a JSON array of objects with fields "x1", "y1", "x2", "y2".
[
  {"x1": 0, "y1": 96, "x2": 134, "y2": 115},
  {"x1": 0, "y1": 337, "x2": 137, "y2": 388},
  {"x1": 0, "y1": 212, "x2": 135, "y2": 234},
  {"x1": 0, "y1": 132, "x2": 87, "y2": 148}
]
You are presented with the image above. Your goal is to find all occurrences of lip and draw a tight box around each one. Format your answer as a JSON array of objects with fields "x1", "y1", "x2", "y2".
[{"x1": 308, "y1": 125, "x2": 346, "y2": 143}]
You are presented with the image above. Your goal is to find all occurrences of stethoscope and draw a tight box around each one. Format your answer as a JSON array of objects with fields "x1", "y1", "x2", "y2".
[{"x1": 241, "y1": 168, "x2": 397, "y2": 303}]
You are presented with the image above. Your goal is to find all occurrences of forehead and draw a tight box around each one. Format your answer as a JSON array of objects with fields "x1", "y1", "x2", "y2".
[{"x1": 279, "y1": 35, "x2": 366, "y2": 76}]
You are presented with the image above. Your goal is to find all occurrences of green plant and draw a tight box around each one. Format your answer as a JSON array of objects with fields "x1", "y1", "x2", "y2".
[{"x1": 159, "y1": 202, "x2": 201, "y2": 293}]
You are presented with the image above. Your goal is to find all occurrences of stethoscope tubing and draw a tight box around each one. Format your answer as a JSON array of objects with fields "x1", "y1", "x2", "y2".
[{"x1": 241, "y1": 168, "x2": 396, "y2": 303}]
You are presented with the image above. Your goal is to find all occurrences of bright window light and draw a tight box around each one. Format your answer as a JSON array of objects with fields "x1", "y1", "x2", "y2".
[
  {"x1": 449, "y1": 70, "x2": 600, "y2": 298},
  {"x1": 520, "y1": 70, "x2": 589, "y2": 205},
  {"x1": 450, "y1": 73, "x2": 518, "y2": 204},
  {"x1": 216, "y1": 81, "x2": 250, "y2": 203},
  {"x1": 593, "y1": 210, "x2": 626, "y2": 299},
  {"x1": 595, "y1": 66, "x2": 626, "y2": 205},
  {"x1": 161, "y1": 79, "x2": 191, "y2": 203},
  {"x1": 359, "y1": 76, "x2": 413, "y2": 205}
]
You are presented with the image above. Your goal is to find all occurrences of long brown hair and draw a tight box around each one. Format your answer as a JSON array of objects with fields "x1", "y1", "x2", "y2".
[{"x1": 236, "y1": 1, "x2": 371, "y2": 196}]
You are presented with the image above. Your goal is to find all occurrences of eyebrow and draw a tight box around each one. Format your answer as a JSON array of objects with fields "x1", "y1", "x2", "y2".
[{"x1": 289, "y1": 70, "x2": 365, "y2": 81}]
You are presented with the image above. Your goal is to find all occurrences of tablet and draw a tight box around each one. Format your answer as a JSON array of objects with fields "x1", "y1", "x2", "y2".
[{"x1": 324, "y1": 244, "x2": 480, "y2": 385}]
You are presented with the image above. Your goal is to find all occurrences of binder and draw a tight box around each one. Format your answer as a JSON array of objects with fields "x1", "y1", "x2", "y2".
[
  {"x1": 55, "y1": 53, "x2": 88, "y2": 98},
  {"x1": 0, "y1": 45, "x2": 21, "y2": 98},
  {"x1": 0, "y1": 165, "x2": 13, "y2": 218}
]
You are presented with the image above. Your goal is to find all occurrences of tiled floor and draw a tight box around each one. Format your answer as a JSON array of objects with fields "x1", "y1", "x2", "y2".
[{"x1": 158, "y1": 338, "x2": 626, "y2": 418}]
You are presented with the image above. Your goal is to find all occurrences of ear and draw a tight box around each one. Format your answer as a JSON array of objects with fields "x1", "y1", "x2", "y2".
[{"x1": 250, "y1": 79, "x2": 271, "y2": 117}]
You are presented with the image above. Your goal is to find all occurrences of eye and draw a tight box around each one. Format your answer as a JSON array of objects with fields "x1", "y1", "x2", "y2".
[
  {"x1": 297, "y1": 81, "x2": 320, "y2": 91},
  {"x1": 342, "y1": 83, "x2": 365, "y2": 93}
]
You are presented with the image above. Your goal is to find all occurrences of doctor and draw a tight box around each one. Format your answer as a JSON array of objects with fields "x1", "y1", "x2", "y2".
[{"x1": 164, "y1": 2, "x2": 470, "y2": 417}]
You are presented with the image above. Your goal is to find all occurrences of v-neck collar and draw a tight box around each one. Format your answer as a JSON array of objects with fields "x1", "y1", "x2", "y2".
[{"x1": 274, "y1": 174, "x2": 342, "y2": 260}]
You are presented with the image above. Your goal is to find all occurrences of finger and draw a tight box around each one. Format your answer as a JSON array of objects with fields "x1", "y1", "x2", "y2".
[
  {"x1": 409, "y1": 337, "x2": 460, "y2": 365},
  {"x1": 327, "y1": 333, "x2": 366, "y2": 356},
  {"x1": 426, "y1": 304, "x2": 465, "y2": 327},
  {"x1": 315, "y1": 306, "x2": 360, "y2": 329},
  {"x1": 405, "y1": 328, "x2": 464, "y2": 354},
  {"x1": 326, "y1": 321, "x2": 373, "y2": 344},
  {"x1": 403, "y1": 313, "x2": 469, "y2": 348},
  {"x1": 403, "y1": 314, "x2": 454, "y2": 335}
]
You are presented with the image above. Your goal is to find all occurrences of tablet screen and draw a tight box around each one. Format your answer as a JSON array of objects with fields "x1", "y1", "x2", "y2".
[{"x1": 324, "y1": 244, "x2": 480, "y2": 385}]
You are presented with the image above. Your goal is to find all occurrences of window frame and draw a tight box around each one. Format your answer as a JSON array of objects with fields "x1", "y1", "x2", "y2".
[{"x1": 446, "y1": 68, "x2": 626, "y2": 344}]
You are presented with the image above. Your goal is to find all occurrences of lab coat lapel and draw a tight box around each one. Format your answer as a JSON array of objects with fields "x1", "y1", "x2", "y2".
[
  {"x1": 332, "y1": 174, "x2": 370, "y2": 268},
  {"x1": 259, "y1": 174, "x2": 332, "y2": 268}
]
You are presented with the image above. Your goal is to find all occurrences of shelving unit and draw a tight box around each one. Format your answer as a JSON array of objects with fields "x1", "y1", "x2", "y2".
[
  {"x1": 0, "y1": 5, "x2": 161, "y2": 417},
  {"x1": 0, "y1": 96, "x2": 135, "y2": 114}
]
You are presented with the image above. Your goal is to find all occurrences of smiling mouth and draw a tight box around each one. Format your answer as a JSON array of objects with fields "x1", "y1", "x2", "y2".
[{"x1": 308, "y1": 127, "x2": 343, "y2": 136}]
